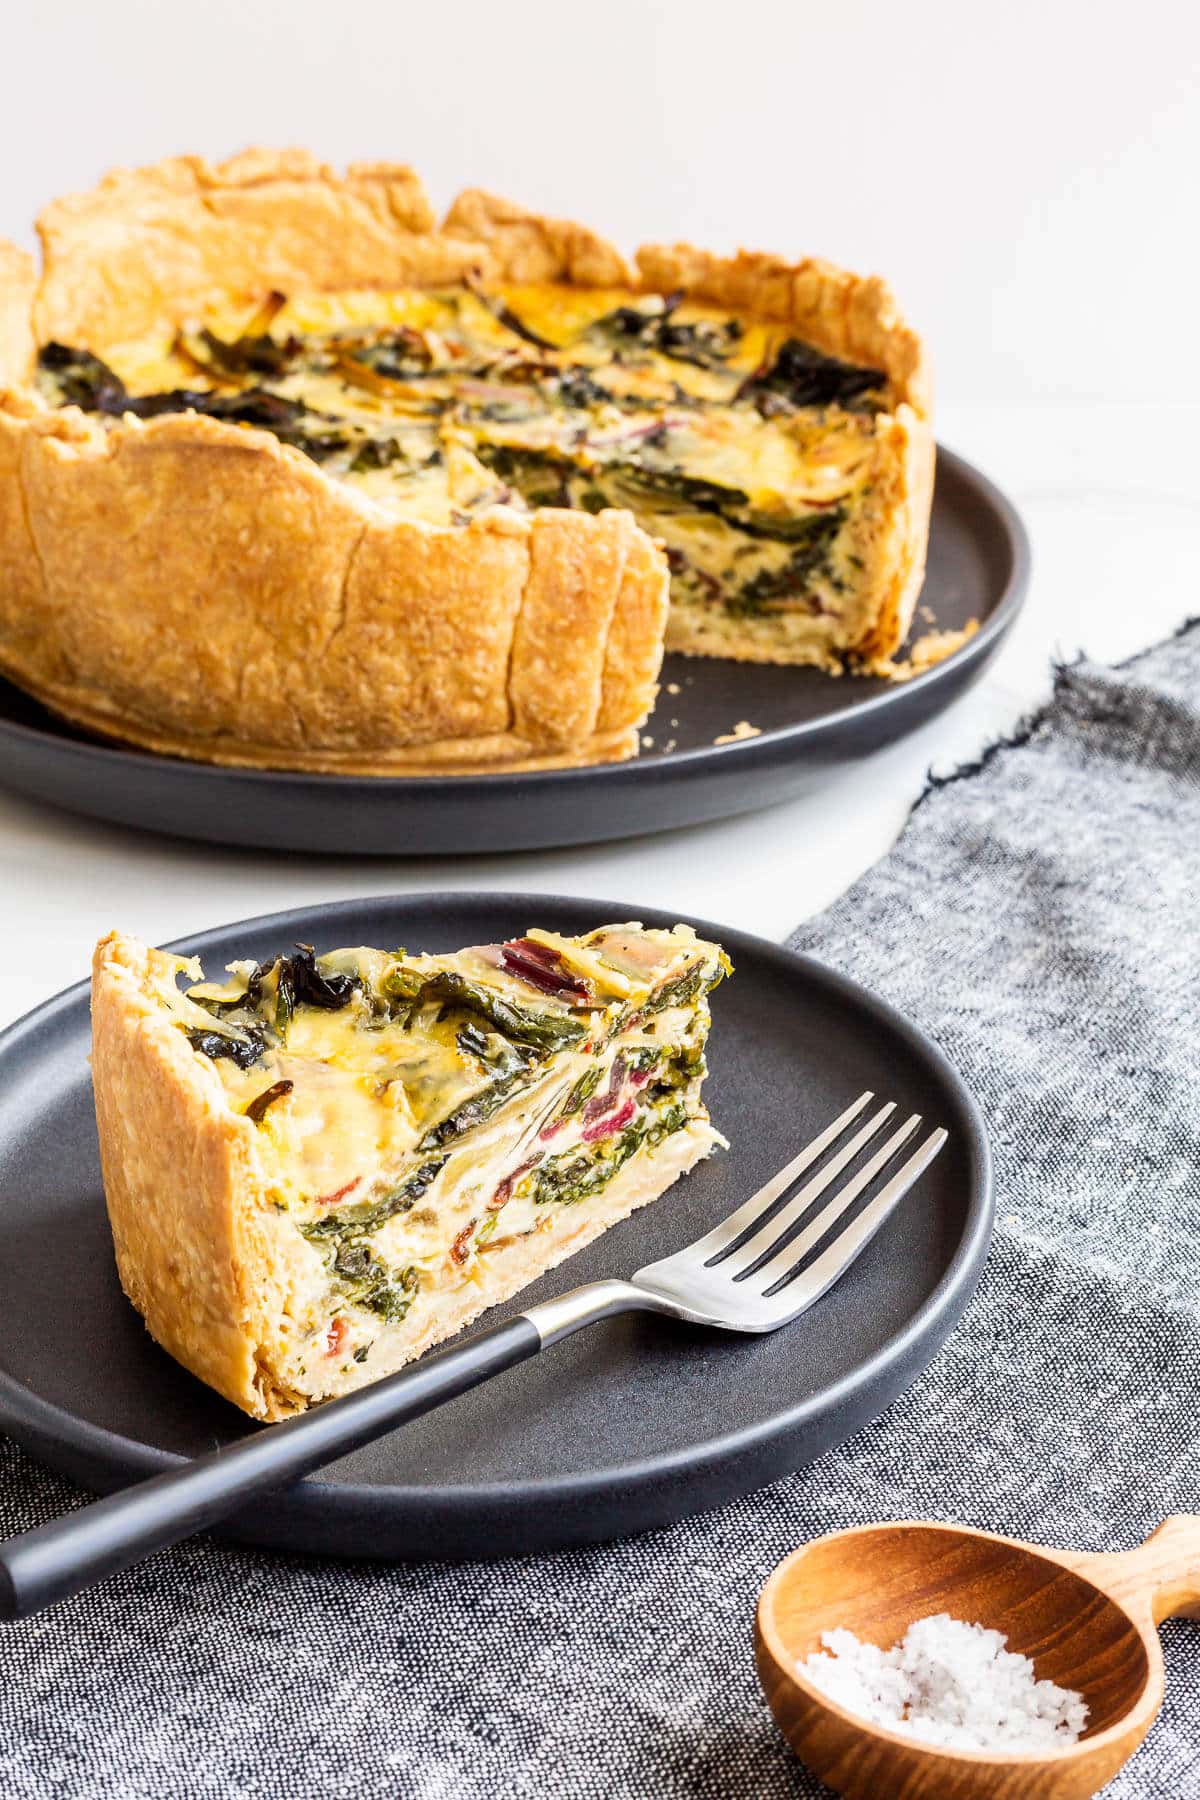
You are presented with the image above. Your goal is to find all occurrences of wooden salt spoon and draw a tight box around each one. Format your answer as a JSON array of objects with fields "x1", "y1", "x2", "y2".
[{"x1": 755, "y1": 1517, "x2": 1200, "y2": 1799}]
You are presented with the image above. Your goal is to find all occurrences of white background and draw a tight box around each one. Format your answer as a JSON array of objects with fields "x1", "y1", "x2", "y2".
[
  {"x1": 1, "y1": 1, "x2": 1199, "y2": 1023},
  {"x1": 5, "y1": 0, "x2": 1199, "y2": 410}
]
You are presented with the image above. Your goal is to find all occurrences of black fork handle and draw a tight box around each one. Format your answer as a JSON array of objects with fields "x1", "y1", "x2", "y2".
[
  {"x1": 0, "y1": 1315, "x2": 542, "y2": 1620},
  {"x1": 0, "y1": 1308, "x2": 560, "y2": 1621}
]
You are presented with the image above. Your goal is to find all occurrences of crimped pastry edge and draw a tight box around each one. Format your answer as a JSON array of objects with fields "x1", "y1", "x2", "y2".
[
  {"x1": 92, "y1": 932, "x2": 284, "y2": 1418},
  {"x1": 0, "y1": 397, "x2": 668, "y2": 773}
]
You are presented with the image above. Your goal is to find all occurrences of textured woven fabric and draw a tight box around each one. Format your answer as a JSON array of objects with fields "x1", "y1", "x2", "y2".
[{"x1": 3, "y1": 625, "x2": 1200, "y2": 1799}]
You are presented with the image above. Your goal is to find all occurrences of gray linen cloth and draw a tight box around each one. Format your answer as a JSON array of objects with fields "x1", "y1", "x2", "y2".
[{"x1": 3, "y1": 623, "x2": 1199, "y2": 1800}]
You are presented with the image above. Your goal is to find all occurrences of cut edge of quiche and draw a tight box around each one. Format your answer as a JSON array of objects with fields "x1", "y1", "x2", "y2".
[
  {"x1": 91, "y1": 920, "x2": 729, "y2": 1419},
  {"x1": 0, "y1": 150, "x2": 935, "y2": 776}
]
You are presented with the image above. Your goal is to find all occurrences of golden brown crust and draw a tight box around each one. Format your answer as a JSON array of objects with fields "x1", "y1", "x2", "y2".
[
  {"x1": 35, "y1": 149, "x2": 478, "y2": 348},
  {"x1": 0, "y1": 239, "x2": 35, "y2": 385},
  {"x1": 853, "y1": 403, "x2": 936, "y2": 661},
  {"x1": 2, "y1": 152, "x2": 934, "y2": 765},
  {"x1": 0, "y1": 395, "x2": 664, "y2": 772},
  {"x1": 508, "y1": 508, "x2": 632, "y2": 746},
  {"x1": 0, "y1": 392, "x2": 53, "y2": 673},
  {"x1": 91, "y1": 933, "x2": 275, "y2": 1417},
  {"x1": 597, "y1": 526, "x2": 671, "y2": 735},
  {"x1": 10, "y1": 666, "x2": 640, "y2": 773},
  {"x1": 443, "y1": 187, "x2": 633, "y2": 288}
]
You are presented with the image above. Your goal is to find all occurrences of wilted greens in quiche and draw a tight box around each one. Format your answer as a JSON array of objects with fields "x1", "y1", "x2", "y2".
[
  {"x1": 91, "y1": 922, "x2": 729, "y2": 1417},
  {"x1": 37, "y1": 279, "x2": 916, "y2": 669}
]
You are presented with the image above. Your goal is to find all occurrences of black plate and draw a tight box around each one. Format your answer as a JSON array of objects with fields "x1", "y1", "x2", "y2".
[
  {"x1": 0, "y1": 449, "x2": 1028, "y2": 854},
  {"x1": 0, "y1": 891, "x2": 991, "y2": 1559}
]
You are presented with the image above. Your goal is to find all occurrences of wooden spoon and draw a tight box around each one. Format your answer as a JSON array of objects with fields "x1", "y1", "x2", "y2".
[{"x1": 755, "y1": 1517, "x2": 1200, "y2": 1799}]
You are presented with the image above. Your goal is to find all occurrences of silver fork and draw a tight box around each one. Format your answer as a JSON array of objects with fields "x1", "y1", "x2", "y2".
[{"x1": 0, "y1": 1093, "x2": 944, "y2": 1621}]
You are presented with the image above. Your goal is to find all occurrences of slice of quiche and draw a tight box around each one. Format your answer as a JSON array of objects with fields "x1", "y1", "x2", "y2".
[{"x1": 92, "y1": 922, "x2": 729, "y2": 1419}]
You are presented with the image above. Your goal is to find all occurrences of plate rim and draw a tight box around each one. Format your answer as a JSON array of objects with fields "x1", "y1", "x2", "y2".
[
  {"x1": 0, "y1": 889, "x2": 994, "y2": 1519},
  {"x1": 0, "y1": 445, "x2": 1030, "y2": 799}
]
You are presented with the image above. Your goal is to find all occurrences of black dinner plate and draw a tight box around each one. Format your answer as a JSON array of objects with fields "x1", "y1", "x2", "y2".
[
  {"x1": 0, "y1": 448, "x2": 1028, "y2": 855},
  {"x1": 0, "y1": 891, "x2": 992, "y2": 1559}
]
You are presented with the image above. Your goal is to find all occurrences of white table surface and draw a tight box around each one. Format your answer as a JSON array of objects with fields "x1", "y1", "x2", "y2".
[{"x1": 2, "y1": 400, "x2": 1197, "y2": 1033}]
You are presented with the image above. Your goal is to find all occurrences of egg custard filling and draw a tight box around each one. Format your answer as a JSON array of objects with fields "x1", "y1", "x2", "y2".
[
  {"x1": 38, "y1": 281, "x2": 903, "y2": 669},
  {"x1": 91, "y1": 923, "x2": 729, "y2": 1417}
]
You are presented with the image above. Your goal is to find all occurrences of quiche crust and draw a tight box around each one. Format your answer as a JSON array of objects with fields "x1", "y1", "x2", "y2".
[
  {"x1": 92, "y1": 931, "x2": 292, "y2": 1416},
  {"x1": 0, "y1": 396, "x2": 661, "y2": 771},
  {"x1": 0, "y1": 240, "x2": 35, "y2": 386},
  {"x1": 92, "y1": 926, "x2": 723, "y2": 1419},
  {"x1": 1, "y1": 149, "x2": 934, "y2": 772}
]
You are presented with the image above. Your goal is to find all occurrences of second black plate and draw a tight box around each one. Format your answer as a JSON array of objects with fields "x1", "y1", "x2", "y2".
[
  {"x1": 0, "y1": 449, "x2": 1028, "y2": 854},
  {"x1": 0, "y1": 891, "x2": 992, "y2": 1560}
]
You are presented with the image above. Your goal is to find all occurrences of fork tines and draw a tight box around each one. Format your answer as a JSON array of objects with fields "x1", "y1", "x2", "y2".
[{"x1": 702, "y1": 1093, "x2": 947, "y2": 1302}]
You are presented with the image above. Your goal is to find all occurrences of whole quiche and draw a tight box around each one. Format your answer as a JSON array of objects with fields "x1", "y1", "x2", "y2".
[{"x1": 0, "y1": 150, "x2": 933, "y2": 775}]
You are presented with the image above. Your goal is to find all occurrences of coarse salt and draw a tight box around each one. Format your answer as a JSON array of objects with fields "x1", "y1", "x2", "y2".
[{"x1": 799, "y1": 1614, "x2": 1089, "y2": 1753}]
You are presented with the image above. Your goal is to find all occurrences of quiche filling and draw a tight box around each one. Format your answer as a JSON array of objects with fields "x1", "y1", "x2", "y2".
[
  {"x1": 150, "y1": 922, "x2": 728, "y2": 1404},
  {"x1": 36, "y1": 282, "x2": 897, "y2": 660}
]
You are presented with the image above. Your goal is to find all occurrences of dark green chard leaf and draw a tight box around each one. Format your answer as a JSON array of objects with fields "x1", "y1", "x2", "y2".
[
  {"x1": 189, "y1": 946, "x2": 361, "y2": 1056},
  {"x1": 326, "y1": 1240, "x2": 420, "y2": 1322},
  {"x1": 280, "y1": 944, "x2": 361, "y2": 1010},
  {"x1": 194, "y1": 327, "x2": 301, "y2": 379},
  {"x1": 602, "y1": 462, "x2": 843, "y2": 548},
  {"x1": 736, "y1": 338, "x2": 886, "y2": 414},
  {"x1": 38, "y1": 346, "x2": 352, "y2": 463},
  {"x1": 456, "y1": 1022, "x2": 493, "y2": 1062},
  {"x1": 473, "y1": 443, "x2": 577, "y2": 509},
  {"x1": 194, "y1": 392, "x2": 350, "y2": 461},
  {"x1": 605, "y1": 463, "x2": 751, "y2": 517},
  {"x1": 560, "y1": 1065, "x2": 603, "y2": 1115},
  {"x1": 643, "y1": 963, "x2": 707, "y2": 1017},
  {"x1": 721, "y1": 512, "x2": 847, "y2": 615},
  {"x1": 581, "y1": 300, "x2": 742, "y2": 370},
  {"x1": 646, "y1": 1046, "x2": 706, "y2": 1097},
  {"x1": 553, "y1": 369, "x2": 614, "y2": 409},
  {"x1": 738, "y1": 506, "x2": 850, "y2": 546},
  {"x1": 418, "y1": 1060, "x2": 539, "y2": 1152},
  {"x1": 385, "y1": 965, "x2": 588, "y2": 1051},
  {"x1": 300, "y1": 1159, "x2": 446, "y2": 1243},
  {"x1": 338, "y1": 326, "x2": 435, "y2": 379},
  {"x1": 475, "y1": 293, "x2": 558, "y2": 351},
  {"x1": 332, "y1": 1242, "x2": 372, "y2": 1280},
  {"x1": 533, "y1": 1100, "x2": 690, "y2": 1206},
  {"x1": 423, "y1": 1027, "x2": 542, "y2": 1150},
  {"x1": 37, "y1": 343, "x2": 130, "y2": 413},
  {"x1": 274, "y1": 967, "x2": 295, "y2": 1036},
  {"x1": 348, "y1": 435, "x2": 409, "y2": 473},
  {"x1": 185, "y1": 1025, "x2": 268, "y2": 1070},
  {"x1": 361, "y1": 1265, "x2": 421, "y2": 1322}
]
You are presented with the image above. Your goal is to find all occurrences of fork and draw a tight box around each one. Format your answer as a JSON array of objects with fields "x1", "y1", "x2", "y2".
[{"x1": 0, "y1": 1093, "x2": 944, "y2": 1620}]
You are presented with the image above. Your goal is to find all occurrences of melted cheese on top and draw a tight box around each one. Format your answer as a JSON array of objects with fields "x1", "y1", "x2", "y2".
[
  {"x1": 176, "y1": 925, "x2": 713, "y2": 1215},
  {"x1": 90, "y1": 284, "x2": 884, "y2": 543},
  {"x1": 144, "y1": 925, "x2": 723, "y2": 1389}
]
